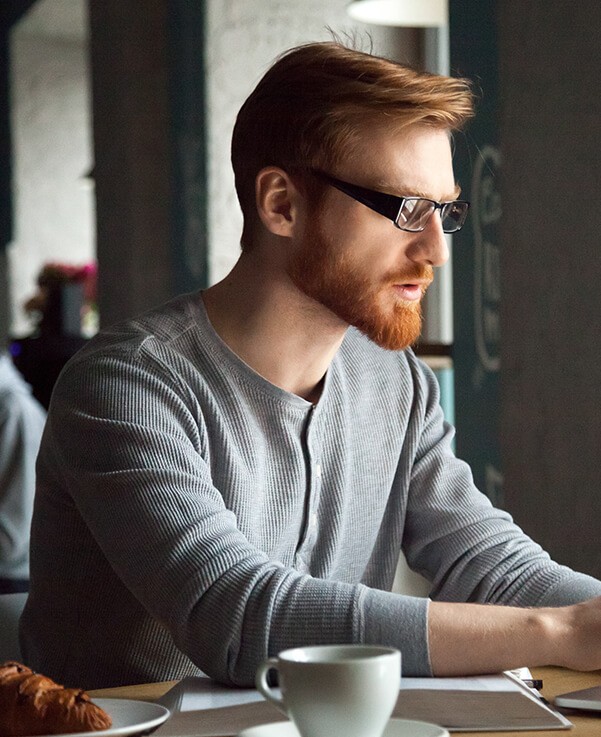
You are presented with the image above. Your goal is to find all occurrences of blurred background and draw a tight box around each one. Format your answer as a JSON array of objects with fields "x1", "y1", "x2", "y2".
[{"x1": 0, "y1": 0, "x2": 599, "y2": 580}]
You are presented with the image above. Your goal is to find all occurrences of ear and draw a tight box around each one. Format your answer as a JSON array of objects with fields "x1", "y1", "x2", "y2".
[{"x1": 255, "y1": 167, "x2": 302, "y2": 238}]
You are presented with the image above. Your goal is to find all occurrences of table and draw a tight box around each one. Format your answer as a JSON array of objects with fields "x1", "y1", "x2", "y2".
[{"x1": 90, "y1": 667, "x2": 601, "y2": 736}]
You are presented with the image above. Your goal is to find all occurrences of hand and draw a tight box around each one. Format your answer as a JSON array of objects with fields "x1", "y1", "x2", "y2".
[{"x1": 549, "y1": 596, "x2": 601, "y2": 672}]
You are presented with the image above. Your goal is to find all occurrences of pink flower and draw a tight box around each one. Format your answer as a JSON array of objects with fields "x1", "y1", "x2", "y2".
[{"x1": 25, "y1": 261, "x2": 98, "y2": 315}]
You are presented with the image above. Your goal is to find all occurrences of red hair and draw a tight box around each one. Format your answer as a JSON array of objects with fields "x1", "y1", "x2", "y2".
[{"x1": 231, "y1": 41, "x2": 474, "y2": 249}]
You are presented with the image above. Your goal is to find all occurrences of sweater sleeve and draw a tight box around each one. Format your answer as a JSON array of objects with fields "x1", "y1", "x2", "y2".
[{"x1": 400, "y1": 356, "x2": 601, "y2": 610}]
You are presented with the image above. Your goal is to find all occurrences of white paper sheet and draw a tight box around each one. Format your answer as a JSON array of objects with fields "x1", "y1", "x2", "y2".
[
  {"x1": 158, "y1": 677, "x2": 268, "y2": 713},
  {"x1": 158, "y1": 672, "x2": 531, "y2": 713}
]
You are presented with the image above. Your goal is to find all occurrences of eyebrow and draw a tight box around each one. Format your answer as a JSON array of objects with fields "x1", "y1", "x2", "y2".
[{"x1": 373, "y1": 179, "x2": 462, "y2": 201}]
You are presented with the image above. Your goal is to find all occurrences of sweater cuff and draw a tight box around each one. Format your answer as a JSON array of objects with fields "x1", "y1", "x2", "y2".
[{"x1": 360, "y1": 587, "x2": 431, "y2": 676}]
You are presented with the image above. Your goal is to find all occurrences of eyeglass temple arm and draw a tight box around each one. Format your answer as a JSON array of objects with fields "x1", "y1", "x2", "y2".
[{"x1": 316, "y1": 172, "x2": 403, "y2": 221}]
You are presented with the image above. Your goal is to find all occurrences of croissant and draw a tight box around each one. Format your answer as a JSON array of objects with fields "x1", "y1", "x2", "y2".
[{"x1": 0, "y1": 661, "x2": 112, "y2": 736}]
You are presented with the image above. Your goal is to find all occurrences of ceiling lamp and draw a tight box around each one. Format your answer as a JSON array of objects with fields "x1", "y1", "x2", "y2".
[{"x1": 347, "y1": 0, "x2": 448, "y2": 27}]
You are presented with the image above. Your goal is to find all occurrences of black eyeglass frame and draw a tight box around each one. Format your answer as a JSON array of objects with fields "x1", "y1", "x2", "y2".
[{"x1": 311, "y1": 170, "x2": 470, "y2": 234}]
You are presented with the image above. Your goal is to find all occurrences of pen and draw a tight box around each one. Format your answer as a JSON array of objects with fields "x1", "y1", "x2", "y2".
[{"x1": 523, "y1": 680, "x2": 553, "y2": 708}]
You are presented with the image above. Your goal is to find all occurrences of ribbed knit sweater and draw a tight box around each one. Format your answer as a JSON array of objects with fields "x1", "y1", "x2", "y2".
[{"x1": 20, "y1": 292, "x2": 601, "y2": 689}]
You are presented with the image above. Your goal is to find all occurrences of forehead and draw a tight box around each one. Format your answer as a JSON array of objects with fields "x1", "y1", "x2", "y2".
[{"x1": 340, "y1": 123, "x2": 457, "y2": 200}]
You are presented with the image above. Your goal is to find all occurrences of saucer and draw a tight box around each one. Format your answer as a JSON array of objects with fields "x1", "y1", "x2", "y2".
[{"x1": 238, "y1": 718, "x2": 449, "y2": 737}]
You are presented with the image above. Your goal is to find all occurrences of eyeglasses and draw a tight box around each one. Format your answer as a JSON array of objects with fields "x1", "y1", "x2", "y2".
[{"x1": 311, "y1": 170, "x2": 470, "y2": 234}]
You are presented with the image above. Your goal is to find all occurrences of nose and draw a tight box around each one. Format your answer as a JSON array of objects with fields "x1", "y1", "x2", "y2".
[{"x1": 404, "y1": 211, "x2": 450, "y2": 267}]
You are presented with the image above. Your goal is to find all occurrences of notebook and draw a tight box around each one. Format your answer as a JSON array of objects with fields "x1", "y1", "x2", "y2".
[{"x1": 153, "y1": 670, "x2": 571, "y2": 735}]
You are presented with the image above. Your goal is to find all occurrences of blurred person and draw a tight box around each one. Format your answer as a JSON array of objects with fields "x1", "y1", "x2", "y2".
[
  {"x1": 12, "y1": 263, "x2": 95, "y2": 409},
  {"x1": 0, "y1": 351, "x2": 46, "y2": 593},
  {"x1": 21, "y1": 42, "x2": 601, "y2": 688}
]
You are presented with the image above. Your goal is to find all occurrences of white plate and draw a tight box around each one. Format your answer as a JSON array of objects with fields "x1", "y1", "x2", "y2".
[
  {"x1": 36, "y1": 698, "x2": 170, "y2": 737},
  {"x1": 238, "y1": 718, "x2": 449, "y2": 737}
]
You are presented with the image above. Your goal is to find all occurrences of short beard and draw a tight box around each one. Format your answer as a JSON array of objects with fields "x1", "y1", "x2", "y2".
[{"x1": 288, "y1": 219, "x2": 430, "y2": 351}]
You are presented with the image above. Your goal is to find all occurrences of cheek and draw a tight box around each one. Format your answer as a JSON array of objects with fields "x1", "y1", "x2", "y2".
[
  {"x1": 315, "y1": 200, "x2": 410, "y2": 272},
  {"x1": 320, "y1": 208, "x2": 377, "y2": 253},
  {"x1": 342, "y1": 223, "x2": 408, "y2": 275}
]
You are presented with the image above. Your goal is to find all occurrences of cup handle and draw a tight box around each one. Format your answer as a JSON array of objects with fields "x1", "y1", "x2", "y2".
[{"x1": 255, "y1": 657, "x2": 288, "y2": 716}]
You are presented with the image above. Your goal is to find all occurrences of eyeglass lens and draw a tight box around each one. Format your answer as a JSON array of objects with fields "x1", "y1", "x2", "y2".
[
  {"x1": 397, "y1": 199, "x2": 468, "y2": 233},
  {"x1": 441, "y1": 202, "x2": 469, "y2": 233}
]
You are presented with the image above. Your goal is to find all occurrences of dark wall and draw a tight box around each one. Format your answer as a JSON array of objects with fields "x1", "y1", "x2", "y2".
[
  {"x1": 0, "y1": 1, "x2": 35, "y2": 346},
  {"x1": 89, "y1": 0, "x2": 207, "y2": 328},
  {"x1": 450, "y1": 0, "x2": 502, "y2": 504},
  {"x1": 498, "y1": 1, "x2": 601, "y2": 576},
  {"x1": 89, "y1": 0, "x2": 174, "y2": 327}
]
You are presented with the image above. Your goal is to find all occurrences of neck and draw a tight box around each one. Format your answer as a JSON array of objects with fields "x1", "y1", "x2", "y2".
[{"x1": 202, "y1": 251, "x2": 347, "y2": 402}]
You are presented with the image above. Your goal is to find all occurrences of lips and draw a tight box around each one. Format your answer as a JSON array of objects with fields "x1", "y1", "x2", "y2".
[
  {"x1": 393, "y1": 284, "x2": 424, "y2": 301},
  {"x1": 387, "y1": 265, "x2": 433, "y2": 302}
]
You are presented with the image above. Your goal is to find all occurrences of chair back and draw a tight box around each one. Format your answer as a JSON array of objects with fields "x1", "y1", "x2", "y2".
[
  {"x1": 392, "y1": 552, "x2": 430, "y2": 597},
  {"x1": 0, "y1": 592, "x2": 28, "y2": 662}
]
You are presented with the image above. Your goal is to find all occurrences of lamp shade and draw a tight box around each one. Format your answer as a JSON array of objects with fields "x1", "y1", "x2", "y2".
[{"x1": 347, "y1": 0, "x2": 448, "y2": 27}]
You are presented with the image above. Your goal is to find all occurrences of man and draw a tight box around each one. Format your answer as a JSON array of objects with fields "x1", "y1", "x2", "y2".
[
  {"x1": 21, "y1": 42, "x2": 601, "y2": 689},
  {"x1": 0, "y1": 351, "x2": 46, "y2": 593}
]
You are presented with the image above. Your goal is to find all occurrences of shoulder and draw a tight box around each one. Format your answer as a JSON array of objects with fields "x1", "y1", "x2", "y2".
[
  {"x1": 329, "y1": 330, "x2": 449, "y2": 462},
  {"x1": 60, "y1": 292, "x2": 205, "y2": 379},
  {"x1": 338, "y1": 328, "x2": 440, "y2": 402},
  {"x1": 74, "y1": 291, "x2": 203, "y2": 361},
  {"x1": 47, "y1": 292, "x2": 212, "y2": 423}
]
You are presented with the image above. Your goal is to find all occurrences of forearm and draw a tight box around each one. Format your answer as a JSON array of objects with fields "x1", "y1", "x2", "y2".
[{"x1": 428, "y1": 597, "x2": 601, "y2": 675}]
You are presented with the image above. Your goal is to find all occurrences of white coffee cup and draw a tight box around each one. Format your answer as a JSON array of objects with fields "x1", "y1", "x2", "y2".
[{"x1": 255, "y1": 644, "x2": 401, "y2": 737}]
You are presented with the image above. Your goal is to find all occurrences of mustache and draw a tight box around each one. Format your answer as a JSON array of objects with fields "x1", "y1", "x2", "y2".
[{"x1": 386, "y1": 265, "x2": 434, "y2": 285}]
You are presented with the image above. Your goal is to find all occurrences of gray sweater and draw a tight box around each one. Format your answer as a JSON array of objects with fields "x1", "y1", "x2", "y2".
[{"x1": 20, "y1": 292, "x2": 601, "y2": 688}]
